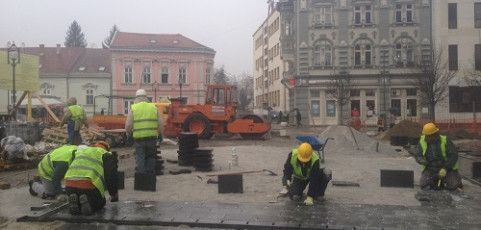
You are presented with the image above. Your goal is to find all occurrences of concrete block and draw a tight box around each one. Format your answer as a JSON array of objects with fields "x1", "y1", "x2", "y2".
[
  {"x1": 117, "y1": 171, "x2": 124, "y2": 190},
  {"x1": 380, "y1": 169, "x2": 414, "y2": 188},
  {"x1": 134, "y1": 172, "x2": 156, "y2": 192},
  {"x1": 218, "y1": 175, "x2": 243, "y2": 193}
]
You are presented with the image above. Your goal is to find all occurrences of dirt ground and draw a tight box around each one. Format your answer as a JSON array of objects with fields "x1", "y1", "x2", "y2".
[{"x1": 1, "y1": 123, "x2": 480, "y2": 229}]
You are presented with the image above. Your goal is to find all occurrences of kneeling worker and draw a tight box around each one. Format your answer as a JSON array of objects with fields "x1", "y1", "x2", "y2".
[
  {"x1": 65, "y1": 141, "x2": 118, "y2": 215},
  {"x1": 282, "y1": 143, "x2": 332, "y2": 206},
  {"x1": 415, "y1": 123, "x2": 462, "y2": 190},
  {"x1": 30, "y1": 145, "x2": 86, "y2": 201}
]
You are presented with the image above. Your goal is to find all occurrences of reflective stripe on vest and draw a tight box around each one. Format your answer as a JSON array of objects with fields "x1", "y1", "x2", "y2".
[
  {"x1": 132, "y1": 102, "x2": 158, "y2": 138},
  {"x1": 38, "y1": 145, "x2": 77, "y2": 180},
  {"x1": 69, "y1": 105, "x2": 84, "y2": 122},
  {"x1": 64, "y1": 147, "x2": 110, "y2": 197},
  {"x1": 290, "y1": 149, "x2": 319, "y2": 180},
  {"x1": 419, "y1": 135, "x2": 459, "y2": 171}
]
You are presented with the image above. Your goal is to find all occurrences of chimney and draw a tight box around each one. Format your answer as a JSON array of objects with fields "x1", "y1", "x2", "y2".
[
  {"x1": 39, "y1": 44, "x2": 45, "y2": 56},
  {"x1": 56, "y1": 44, "x2": 61, "y2": 55}
]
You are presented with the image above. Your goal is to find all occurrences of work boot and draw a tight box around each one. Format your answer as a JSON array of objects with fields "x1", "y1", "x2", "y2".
[
  {"x1": 291, "y1": 195, "x2": 301, "y2": 201},
  {"x1": 79, "y1": 194, "x2": 93, "y2": 216},
  {"x1": 68, "y1": 194, "x2": 80, "y2": 215},
  {"x1": 315, "y1": 196, "x2": 326, "y2": 202},
  {"x1": 28, "y1": 181, "x2": 37, "y2": 196}
]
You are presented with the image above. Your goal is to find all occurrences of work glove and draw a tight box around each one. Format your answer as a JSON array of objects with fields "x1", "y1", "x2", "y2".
[
  {"x1": 417, "y1": 158, "x2": 427, "y2": 165},
  {"x1": 438, "y1": 168, "x2": 447, "y2": 178},
  {"x1": 158, "y1": 135, "x2": 163, "y2": 143},
  {"x1": 56, "y1": 193, "x2": 68, "y2": 203},
  {"x1": 286, "y1": 180, "x2": 291, "y2": 188},
  {"x1": 304, "y1": 196, "x2": 314, "y2": 206}
]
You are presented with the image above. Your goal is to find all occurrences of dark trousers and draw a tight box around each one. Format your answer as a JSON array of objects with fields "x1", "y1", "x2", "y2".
[
  {"x1": 420, "y1": 168, "x2": 463, "y2": 190},
  {"x1": 288, "y1": 170, "x2": 330, "y2": 199},
  {"x1": 134, "y1": 138, "x2": 157, "y2": 173},
  {"x1": 66, "y1": 186, "x2": 106, "y2": 212}
]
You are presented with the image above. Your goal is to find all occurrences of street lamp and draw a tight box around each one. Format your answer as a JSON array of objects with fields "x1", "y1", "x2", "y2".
[
  {"x1": 151, "y1": 81, "x2": 159, "y2": 102},
  {"x1": 178, "y1": 77, "x2": 183, "y2": 99},
  {"x1": 8, "y1": 42, "x2": 20, "y2": 119}
]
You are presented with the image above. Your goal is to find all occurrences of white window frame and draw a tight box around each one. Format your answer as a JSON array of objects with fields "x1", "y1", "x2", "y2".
[
  {"x1": 395, "y1": 3, "x2": 414, "y2": 23},
  {"x1": 42, "y1": 88, "x2": 51, "y2": 95},
  {"x1": 354, "y1": 4, "x2": 372, "y2": 25},
  {"x1": 314, "y1": 5, "x2": 333, "y2": 25},
  {"x1": 353, "y1": 40, "x2": 373, "y2": 67},
  {"x1": 394, "y1": 40, "x2": 414, "y2": 66},
  {"x1": 124, "y1": 99, "x2": 134, "y2": 115},
  {"x1": 313, "y1": 40, "x2": 332, "y2": 67},
  {"x1": 178, "y1": 66, "x2": 187, "y2": 84},
  {"x1": 142, "y1": 63, "x2": 152, "y2": 84},
  {"x1": 86, "y1": 89, "x2": 94, "y2": 105},
  {"x1": 161, "y1": 66, "x2": 169, "y2": 84},
  {"x1": 206, "y1": 67, "x2": 211, "y2": 84},
  {"x1": 123, "y1": 63, "x2": 133, "y2": 83}
]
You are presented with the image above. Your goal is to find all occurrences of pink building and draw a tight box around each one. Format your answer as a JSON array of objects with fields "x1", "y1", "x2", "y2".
[{"x1": 110, "y1": 32, "x2": 216, "y2": 115}]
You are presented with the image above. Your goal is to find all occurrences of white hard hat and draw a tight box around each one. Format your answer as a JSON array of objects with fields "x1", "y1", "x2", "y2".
[
  {"x1": 135, "y1": 89, "x2": 147, "y2": 97},
  {"x1": 77, "y1": 145, "x2": 88, "y2": 151}
]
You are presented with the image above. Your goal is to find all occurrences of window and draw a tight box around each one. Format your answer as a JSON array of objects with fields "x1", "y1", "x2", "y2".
[
  {"x1": 313, "y1": 40, "x2": 332, "y2": 67},
  {"x1": 448, "y1": 3, "x2": 457, "y2": 29},
  {"x1": 206, "y1": 67, "x2": 211, "y2": 84},
  {"x1": 42, "y1": 88, "x2": 51, "y2": 95},
  {"x1": 124, "y1": 99, "x2": 134, "y2": 115},
  {"x1": 314, "y1": 5, "x2": 333, "y2": 25},
  {"x1": 355, "y1": 45, "x2": 361, "y2": 66},
  {"x1": 350, "y1": 89, "x2": 360, "y2": 97},
  {"x1": 354, "y1": 5, "x2": 372, "y2": 25},
  {"x1": 178, "y1": 67, "x2": 187, "y2": 84},
  {"x1": 310, "y1": 90, "x2": 320, "y2": 98},
  {"x1": 311, "y1": 101, "x2": 320, "y2": 116},
  {"x1": 326, "y1": 100, "x2": 336, "y2": 117},
  {"x1": 475, "y1": 3, "x2": 481, "y2": 28},
  {"x1": 161, "y1": 67, "x2": 169, "y2": 84},
  {"x1": 449, "y1": 86, "x2": 481, "y2": 112},
  {"x1": 406, "y1": 89, "x2": 417, "y2": 96},
  {"x1": 365, "y1": 89, "x2": 375, "y2": 97},
  {"x1": 394, "y1": 41, "x2": 414, "y2": 66},
  {"x1": 395, "y1": 3, "x2": 414, "y2": 23},
  {"x1": 353, "y1": 41, "x2": 372, "y2": 67},
  {"x1": 142, "y1": 65, "x2": 151, "y2": 84},
  {"x1": 449, "y1": 44, "x2": 458, "y2": 70},
  {"x1": 86, "y1": 89, "x2": 94, "y2": 105},
  {"x1": 475, "y1": 44, "x2": 481, "y2": 71},
  {"x1": 407, "y1": 99, "x2": 417, "y2": 116},
  {"x1": 124, "y1": 65, "x2": 133, "y2": 83},
  {"x1": 365, "y1": 44, "x2": 372, "y2": 65}
]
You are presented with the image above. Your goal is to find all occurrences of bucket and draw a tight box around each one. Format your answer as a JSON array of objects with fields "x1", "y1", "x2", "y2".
[{"x1": 279, "y1": 129, "x2": 287, "y2": 136}]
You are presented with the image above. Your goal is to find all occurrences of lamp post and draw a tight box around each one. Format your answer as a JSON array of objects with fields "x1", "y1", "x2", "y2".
[
  {"x1": 8, "y1": 42, "x2": 20, "y2": 119},
  {"x1": 152, "y1": 81, "x2": 159, "y2": 102},
  {"x1": 178, "y1": 77, "x2": 183, "y2": 99}
]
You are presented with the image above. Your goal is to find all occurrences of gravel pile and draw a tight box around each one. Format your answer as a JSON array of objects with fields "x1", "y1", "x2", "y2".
[{"x1": 383, "y1": 120, "x2": 423, "y2": 140}]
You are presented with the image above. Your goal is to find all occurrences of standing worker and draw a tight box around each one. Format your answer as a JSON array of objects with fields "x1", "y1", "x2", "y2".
[
  {"x1": 282, "y1": 143, "x2": 332, "y2": 206},
  {"x1": 125, "y1": 89, "x2": 164, "y2": 174},
  {"x1": 29, "y1": 145, "x2": 87, "y2": 201},
  {"x1": 65, "y1": 141, "x2": 118, "y2": 215},
  {"x1": 60, "y1": 97, "x2": 89, "y2": 145},
  {"x1": 415, "y1": 123, "x2": 462, "y2": 190},
  {"x1": 295, "y1": 109, "x2": 302, "y2": 127}
]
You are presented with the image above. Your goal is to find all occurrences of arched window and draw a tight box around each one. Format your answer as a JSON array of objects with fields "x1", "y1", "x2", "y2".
[
  {"x1": 394, "y1": 38, "x2": 415, "y2": 67},
  {"x1": 313, "y1": 40, "x2": 332, "y2": 67},
  {"x1": 353, "y1": 40, "x2": 373, "y2": 67}
]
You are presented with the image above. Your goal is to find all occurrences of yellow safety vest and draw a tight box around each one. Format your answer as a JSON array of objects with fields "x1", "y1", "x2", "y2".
[
  {"x1": 290, "y1": 149, "x2": 319, "y2": 181},
  {"x1": 69, "y1": 105, "x2": 84, "y2": 122},
  {"x1": 132, "y1": 102, "x2": 158, "y2": 138},
  {"x1": 38, "y1": 145, "x2": 77, "y2": 180},
  {"x1": 64, "y1": 147, "x2": 111, "y2": 197},
  {"x1": 419, "y1": 135, "x2": 459, "y2": 171}
]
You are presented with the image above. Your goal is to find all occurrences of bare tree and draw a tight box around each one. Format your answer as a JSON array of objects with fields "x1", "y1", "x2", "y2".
[
  {"x1": 326, "y1": 73, "x2": 354, "y2": 125},
  {"x1": 412, "y1": 47, "x2": 456, "y2": 121},
  {"x1": 230, "y1": 73, "x2": 253, "y2": 111}
]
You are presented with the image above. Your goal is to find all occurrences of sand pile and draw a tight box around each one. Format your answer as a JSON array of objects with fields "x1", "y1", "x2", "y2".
[
  {"x1": 383, "y1": 120, "x2": 422, "y2": 140},
  {"x1": 441, "y1": 129, "x2": 480, "y2": 140},
  {"x1": 318, "y1": 125, "x2": 398, "y2": 155}
]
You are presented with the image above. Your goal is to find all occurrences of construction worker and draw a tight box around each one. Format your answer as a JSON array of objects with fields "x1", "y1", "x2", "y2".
[
  {"x1": 125, "y1": 89, "x2": 164, "y2": 173},
  {"x1": 65, "y1": 141, "x2": 118, "y2": 215},
  {"x1": 282, "y1": 143, "x2": 332, "y2": 206},
  {"x1": 60, "y1": 97, "x2": 89, "y2": 145},
  {"x1": 415, "y1": 123, "x2": 462, "y2": 190},
  {"x1": 29, "y1": 145, "x2": 88, "y2": 201}
]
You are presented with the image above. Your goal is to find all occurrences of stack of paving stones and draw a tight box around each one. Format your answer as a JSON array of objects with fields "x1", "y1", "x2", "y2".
[
  {"x1": 193, "y1": 148, "x2": 214, "y2": 172},
  {"x1": 177, "y1": 132, "x2": 199, "y2": 166}
]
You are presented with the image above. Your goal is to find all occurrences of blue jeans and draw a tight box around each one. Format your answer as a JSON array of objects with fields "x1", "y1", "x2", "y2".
[
  {"x1": 134, "y1": 138, "x2": 157, "y2": 173},
  {"x1": 67, "y1": 121, "x2": 82, "y2": 144}
]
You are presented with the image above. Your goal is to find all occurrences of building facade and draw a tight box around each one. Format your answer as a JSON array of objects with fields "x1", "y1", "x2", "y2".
[
  {"x1": 276, "y1": 0, "x2": 432, "y2": 125},
  {"x1": 253, "y1": 1, "x2": 290, "y2": 115},
  {"x1": 109, "y1": 32, "x2": 216, "y2": 116}
]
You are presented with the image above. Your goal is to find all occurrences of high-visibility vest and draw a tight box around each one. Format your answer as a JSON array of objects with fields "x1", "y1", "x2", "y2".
[
  {"x1": 132, "y1": 102, "x2": 158, "y2": 138},
  {"x1": 68, "y1": 105, "x2": 84, "y2": 122},
  {"x1": 65, "y1": 147, "x2": 111, "y2": 197},
  {"x1": 419, "y1": 135, "x2": 459, "y2": 171},
  {"x1": 38, "y1": 145, "x2": 77, "y2": 180},
  {"x1": 290, "y1": 149, "x2": 319, "y2": 181}
]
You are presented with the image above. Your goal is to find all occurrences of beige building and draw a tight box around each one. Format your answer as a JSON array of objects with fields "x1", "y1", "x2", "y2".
[{"x1": 253, "y1": 1, "x2": 290, "y2": 116}]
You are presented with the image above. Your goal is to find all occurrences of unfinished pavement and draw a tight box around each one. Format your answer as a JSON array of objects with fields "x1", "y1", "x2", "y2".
[{"x1": 4, "y1": 125, "x2": 481, "y2": 229}]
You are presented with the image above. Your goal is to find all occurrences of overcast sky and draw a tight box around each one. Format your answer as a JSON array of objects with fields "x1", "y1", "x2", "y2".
[{"x1": 0, "y1": 0, "x2": 270, "y2": 76}]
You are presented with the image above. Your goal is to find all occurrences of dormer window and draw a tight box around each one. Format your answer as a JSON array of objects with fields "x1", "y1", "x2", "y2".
[
  {"x1": 150, "y1": 39, "x2": 157, "y2": 44},
  {"x1": 98, "y1": 66, "x2": 105, "y2": 71},
  {"x1": 79, "y1": 67, "x2": 85, "y2": 71}
]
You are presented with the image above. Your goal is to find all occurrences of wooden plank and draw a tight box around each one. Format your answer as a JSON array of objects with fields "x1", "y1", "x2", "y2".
[{"x1": 35, "y1": 93, "x2": 60, "y2": 122}]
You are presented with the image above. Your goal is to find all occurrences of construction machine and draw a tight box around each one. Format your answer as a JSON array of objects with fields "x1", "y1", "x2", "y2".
[{"x1": 164, "y1": 84, "x2": 270, "y2": 139}]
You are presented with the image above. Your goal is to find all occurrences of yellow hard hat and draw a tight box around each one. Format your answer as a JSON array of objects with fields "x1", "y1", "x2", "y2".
[
  {"x1": 422, "y1": 122, "x2": 439, "y2": 135},
  {"x1": 297, "y1": 143, "x2": 313, "y2": 163}
]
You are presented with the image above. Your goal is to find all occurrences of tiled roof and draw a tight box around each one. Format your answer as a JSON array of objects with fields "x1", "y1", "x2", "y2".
[
  {"x1": 110, "y1": 32, "x2": 215, "y2": 53},
  {"x1": 17, "y1": 46, "x2": 111, "y2": 75},
  {"x1": 71, "y1": 49, "x2": 111, "y2": 74}
]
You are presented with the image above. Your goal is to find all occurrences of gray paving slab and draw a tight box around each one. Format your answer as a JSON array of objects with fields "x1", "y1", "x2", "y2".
[{"x1": 18, "y1": 190, "x2": 481, "y2": 230}]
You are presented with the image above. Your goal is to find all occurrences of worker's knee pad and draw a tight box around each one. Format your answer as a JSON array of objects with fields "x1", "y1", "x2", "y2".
[{"x1": 322, "y1": 168, "x2": 332, "y2": 181}]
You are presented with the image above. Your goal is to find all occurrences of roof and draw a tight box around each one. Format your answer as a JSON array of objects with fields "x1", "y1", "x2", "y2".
[
  {"x1": 19, "y1": 96, "x2": 65, "y2": 107},
  {"x1": 110, "y1": 32, "x2": 215, "y2": 54},
  {"x1": 71, "y1": 48, "x2": 111, "y2": 74}
]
